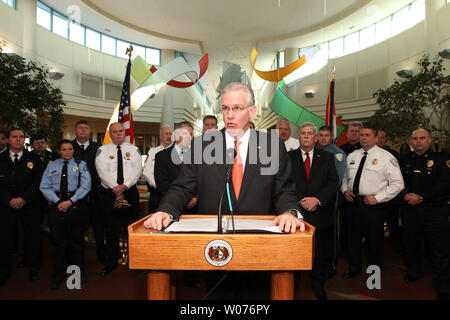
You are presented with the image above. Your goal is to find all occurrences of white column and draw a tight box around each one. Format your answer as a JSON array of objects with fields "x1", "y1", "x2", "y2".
[
  {"x1": 160, "y1": 49, "x2": 175, "y2": 129},
  {"x1": 19, "y1": 0, "x2": 37, "y2": 60},
  {"x1": 424, "y1": 0, "x2": 446, "y2": 56},
  {"x1": 285, "y1": 48, "x2": 300, "y2": 138}
]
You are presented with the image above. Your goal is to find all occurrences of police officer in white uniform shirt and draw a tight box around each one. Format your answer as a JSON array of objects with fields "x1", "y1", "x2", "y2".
[
  {"x1": 277, "y1": 118, "x2": 300, "y2": 151},
  {"x1": 95, "y1": 122, "x2": 142, "y2": 276},
  {"x1": 142, "y1": 125, "x2": 172, "y2": 213},
  {"x1": 341, "y1": 127, "x2": 404, "y2": 281}
]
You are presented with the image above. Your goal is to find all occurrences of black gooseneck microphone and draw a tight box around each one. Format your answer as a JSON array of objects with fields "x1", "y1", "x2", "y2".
[{"x1": 218, "y1": 148, "x2": 236, "y2": 234}]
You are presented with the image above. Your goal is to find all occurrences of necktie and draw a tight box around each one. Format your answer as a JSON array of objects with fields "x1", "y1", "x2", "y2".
[
  {"x1": 232, "y1": 139, "x2": 243, "y2": 199},
  {"x1": 13, "y1": 154, "x2": 19, "y2": 164},
  {"x1": 80, "y1": 144, "x2": 85, "y2": 150},
  {"x1": 304, "y1": 152, "x2": 311, "y2": 180},
  {"x1": 60, "y1": 160, "x2": 68, "y2": 193},
  {"x1": 353, "y1": 151, "x2": 368, "y2": 195},
  {"x1": 117, "y1": 146, "x2": 124, "y2": 185}
]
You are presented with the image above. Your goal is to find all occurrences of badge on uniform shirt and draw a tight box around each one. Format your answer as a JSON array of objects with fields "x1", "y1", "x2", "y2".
[
  {"x1": 391, "y1": 159, "x2": 399, "y2": 167},
  {"x1": 72, "y1": 166, "x2": 79, "y2": 172},
  {"x1": 109, "y1": 155, "x2": 115, "y2": 159},
  {"x1": 372, "y1": 158, "x2": 378, "y2": 166},
  {"x1": 27, "y1": 162, "x2": 34, "y2": 169},
  {"x1": 427, "y1": 160, "x2": 434, "y2": 168},
  {"x1": 126, "y1": 152, "x2": 131, "y2": 160},
  {"x1": 336, "y1": 153, "x2": 343, "y2": 162}
]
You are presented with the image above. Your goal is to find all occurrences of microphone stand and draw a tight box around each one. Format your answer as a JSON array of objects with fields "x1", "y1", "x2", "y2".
[
  {"x1": 218, "y1": 166, "x2": 232, "y2": 234},
  {"x1": 218, "y1": 148, "x2": 236, "y2": 234}
]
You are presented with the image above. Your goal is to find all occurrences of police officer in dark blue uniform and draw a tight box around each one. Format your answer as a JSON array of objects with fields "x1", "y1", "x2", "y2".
[
  {"x1": 40, "y1": 139, "x2": 91, "y2": 289},
  {"x1": 0, "y1": 128, "x2": 43, "y2": 286},
  {"x1": 399, "y1": 128, "x2": 449, "y2": 300}
]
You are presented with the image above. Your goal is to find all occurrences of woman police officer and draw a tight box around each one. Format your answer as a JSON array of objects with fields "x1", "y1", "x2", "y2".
[{"x1": 40, "y1": 139, "x2": 91, "y2": 289}]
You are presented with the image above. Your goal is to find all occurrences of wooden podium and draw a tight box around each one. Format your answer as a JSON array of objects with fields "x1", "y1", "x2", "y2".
[{"x1": 128, "y1": 214, "x2": 315, "y2": 300}]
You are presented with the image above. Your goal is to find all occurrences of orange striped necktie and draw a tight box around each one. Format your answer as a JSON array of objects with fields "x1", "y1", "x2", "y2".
[{"x1": 232, "y1": 138, "x2": 243, "y2": 199}]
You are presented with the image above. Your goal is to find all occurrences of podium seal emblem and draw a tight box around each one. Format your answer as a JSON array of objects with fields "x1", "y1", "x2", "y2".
[{"x1": 205, "y1": 240, "x2": 233, "y2": 267}]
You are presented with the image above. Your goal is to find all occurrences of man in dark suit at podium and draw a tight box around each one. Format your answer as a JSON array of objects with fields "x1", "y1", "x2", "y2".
[
  {"x1": 144, "y1": 82, "x2": 305, "y2": 298},
  {"x1": 144, "y1": 82, "x2": 304, "y2": 232},
  {"x1": 289, "y1": 122, "x2": 339, "y2": 300}
]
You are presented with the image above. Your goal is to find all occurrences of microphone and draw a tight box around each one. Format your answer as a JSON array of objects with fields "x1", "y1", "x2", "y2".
[{"x1": 218, "y1": 148, "x2": 236, "y2": 234}]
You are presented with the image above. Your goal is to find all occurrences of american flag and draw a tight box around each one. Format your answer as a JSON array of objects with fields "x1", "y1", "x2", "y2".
[{"x1": 118, "y1": 59, "x2": 134, "y2": 144}]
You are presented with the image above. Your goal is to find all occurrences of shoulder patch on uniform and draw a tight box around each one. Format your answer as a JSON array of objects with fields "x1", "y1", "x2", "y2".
[
  {"x1": 446, "y1": 160, "x2": 450, "y2": 168},
  {"x1": 336, "y1": 153, "x2": 343, "y2": 162},
  {"x1": 390, "y1": 158, "x2": 399, "y2": 167},
  {"x1": 96, "y1": 149, "x2": 102, "y2": 157}
]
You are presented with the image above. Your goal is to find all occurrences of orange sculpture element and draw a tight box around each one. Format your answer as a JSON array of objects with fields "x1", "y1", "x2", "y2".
[{"x1": 250, "y1": 47, "x2": 307, "y2": 82}]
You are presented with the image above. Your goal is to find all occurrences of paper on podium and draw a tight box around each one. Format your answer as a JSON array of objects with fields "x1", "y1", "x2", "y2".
[{"x1": 164, "y1": 217, "x2": 283, "y2": 234}]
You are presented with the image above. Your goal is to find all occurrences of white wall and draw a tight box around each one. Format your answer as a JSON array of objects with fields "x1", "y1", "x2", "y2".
[
  {"x1": 257, "y1": 3, "x2": 450, "y2": 129},
  {"x1": 0, "y1": 0, "x2": 206, "y2": 130}
]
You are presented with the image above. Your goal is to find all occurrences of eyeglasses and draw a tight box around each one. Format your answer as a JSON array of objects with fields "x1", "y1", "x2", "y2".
[{"x1": 222, "y1": 105, "x2": 248, "y2": 113}]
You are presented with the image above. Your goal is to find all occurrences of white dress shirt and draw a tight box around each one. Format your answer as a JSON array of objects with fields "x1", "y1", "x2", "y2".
[
  {"x1": 225, "y1": 128, "x2": 251, "y2": 173},
  {"x1": 341, "y1": 145, "x2": 404, "y2": 203},
  {"x1": 142, "y1": 144, "x2": 172, "y2": 188},
  {"x1": 300, "y1": 148, "x2": 314, "y2": 166},
  {"x1": 9, "y1": 150, "x2": 23, "y2": 162},
  {"x1": 285, "y1": 137, "x2": 300, "y2": 152},
  {"x1": 76, "y1": 140, "x2": 90, "y2": 150},
  {"x1": 95, "y1": 142, "x2": 142, "y2": 189}
]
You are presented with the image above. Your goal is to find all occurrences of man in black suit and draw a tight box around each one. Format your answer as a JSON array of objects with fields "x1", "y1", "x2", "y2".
[
  {"x1": 144, "y1": 82, "x2": 305, "y2": 298},
  {"x1": 154, "y1": 121, "x2": 197, "y2": 214},
  {"x1": 289, "y1": 122, "x2": 339, "y2": 300},
  {"x1": 71, "y1": 120, "x2": 104, "y2": 264},
  {"x1": 144, "y1": 82, "x2": 304, "y2": 230}
]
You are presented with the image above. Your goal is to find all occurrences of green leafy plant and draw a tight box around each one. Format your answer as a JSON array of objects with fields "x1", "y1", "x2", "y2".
[
  {"x1": 0, "y1": 45, "x2": 65, "y2": 148},
  {"x1": 366, "y1": 54, "x2": 449, "y2": 149}
]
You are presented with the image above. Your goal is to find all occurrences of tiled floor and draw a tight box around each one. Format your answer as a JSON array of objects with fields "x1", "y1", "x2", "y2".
[{"x1": 0, "y1": 230, "x2": 438, "y2": 300}]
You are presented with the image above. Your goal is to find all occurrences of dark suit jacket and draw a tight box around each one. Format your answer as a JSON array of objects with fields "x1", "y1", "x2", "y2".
[
  {"x1": 158, "y1": 129, "x2": 300, "y2": 219},
  {"x1": 288, "y1": 147, "x2": 338, "y2": 229},
  {"x1": 155, "y1": 144, "x2": 197, "y2": 214},
  {"x1": 72, "y1": 139, "x2": 101, "y2": 190}
]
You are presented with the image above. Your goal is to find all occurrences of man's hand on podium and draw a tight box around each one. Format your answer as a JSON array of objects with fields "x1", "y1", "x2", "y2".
[
  {"x1": 144, "y1": 212, "x2": 172, "y2": 231},
  {"x1": 270, "y1": 212, "x2": 305, "y2": 234},
  {"x1": 144, "y1": 211, "x2": 306, "y2": 233}
]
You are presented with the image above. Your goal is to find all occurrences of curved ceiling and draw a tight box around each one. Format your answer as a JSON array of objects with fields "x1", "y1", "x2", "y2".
[
  {"x1": 42, "y1": 0, "x2": 413, "y2": 103},
  {"x1": 83, "y1": 0, "x2": 366, "y2": 43}
]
